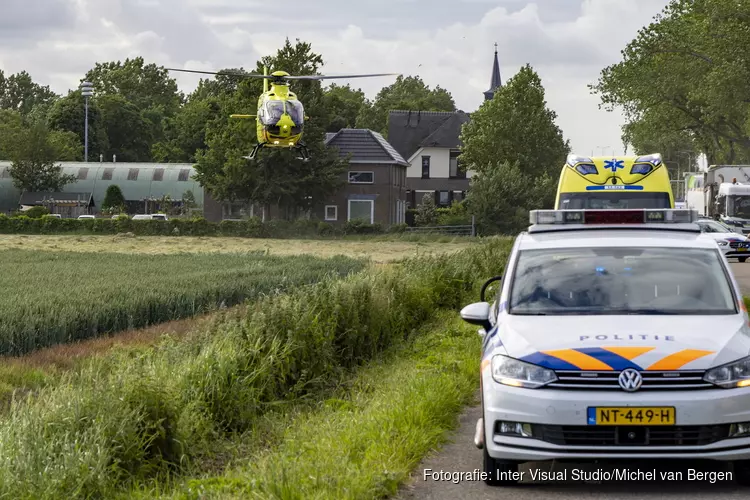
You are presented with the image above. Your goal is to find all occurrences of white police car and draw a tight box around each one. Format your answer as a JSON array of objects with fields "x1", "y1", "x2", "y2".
[{"x1": 461, "y1": 208, "x2": 750, "y2": 486}]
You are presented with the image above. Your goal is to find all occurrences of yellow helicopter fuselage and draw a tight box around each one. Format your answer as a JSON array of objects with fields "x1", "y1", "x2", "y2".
[{"x1": 255, "y1": 82, "x2": 304, "y2": 148}]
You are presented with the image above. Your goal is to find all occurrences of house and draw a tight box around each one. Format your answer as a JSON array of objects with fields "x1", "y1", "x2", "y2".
[
  {"x1": 318, "y1": 128, "x2": 409, "y2": 225},
  {"x1": 386, "y1": 45, "x2": 503, "y2": 209}
]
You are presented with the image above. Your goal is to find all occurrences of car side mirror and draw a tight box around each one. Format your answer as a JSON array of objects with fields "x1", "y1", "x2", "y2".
[
  {"x1": 480, "y1": 275, "x2": 503, "y2": 302},
  {"x1": 460, "y1": 302, "x2": 491, "y2": 331}
]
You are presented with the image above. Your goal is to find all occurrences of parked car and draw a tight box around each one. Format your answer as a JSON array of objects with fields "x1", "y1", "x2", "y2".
[
  {"x1": 78, "y1": 215, "x2": 95, "y2": 220},
  {"x1": 131, "y1": 214, "x2": 169, "y2": 221}
]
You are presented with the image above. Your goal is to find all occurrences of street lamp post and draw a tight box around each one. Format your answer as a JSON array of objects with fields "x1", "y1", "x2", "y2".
[{"x1": 79, "y1": 81, "x2": 94, "y2": 162}]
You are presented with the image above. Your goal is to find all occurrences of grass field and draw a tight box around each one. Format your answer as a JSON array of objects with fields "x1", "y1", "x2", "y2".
[
  {"x1": 0, "y1": 234, "x2": 473, "y2": 261},
  {"x1": 0, "y1": 249, "x2": 364, "y2": 356}
]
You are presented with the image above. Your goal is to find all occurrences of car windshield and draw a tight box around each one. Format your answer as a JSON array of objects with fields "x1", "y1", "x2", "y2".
[
  {"x1": 559, "y1": 192, "x2": 671, "y2": 209},
  {"x1": 698, "y1": 220, "x2": 734, "y2": 233},
  {"x1": 509, "y1": 247, "x2": 736, "y2": 315},
  {"x1": 731, "y1": 196, "x2": 750, "y2": 218}
]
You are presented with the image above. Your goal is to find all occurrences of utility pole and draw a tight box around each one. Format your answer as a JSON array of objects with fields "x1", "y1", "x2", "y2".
[{"x1": 80, "y1": 81, "x2": 94, "y2": 162}]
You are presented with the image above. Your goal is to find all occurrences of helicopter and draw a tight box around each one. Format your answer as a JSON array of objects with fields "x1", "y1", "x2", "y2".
[{"x1": 165, "y1": 65, "x2": 399, "y2": 162}]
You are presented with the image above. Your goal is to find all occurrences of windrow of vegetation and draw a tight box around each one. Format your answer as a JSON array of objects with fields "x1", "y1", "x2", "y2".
[
  {"x1": 0, "y1": 237, "x2": 513, "y2": 499},
  {"x1": 0, "y1": 249, "x2": 365, "y2": 356}
]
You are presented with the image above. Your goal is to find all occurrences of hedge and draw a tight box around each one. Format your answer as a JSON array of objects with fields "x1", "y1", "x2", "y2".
[{"x1": 0, "y1": 214, "x2": 405, "y2": 237}]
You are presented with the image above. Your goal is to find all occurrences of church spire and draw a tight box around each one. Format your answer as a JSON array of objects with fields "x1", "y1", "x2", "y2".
[{"x1": 483, "y1": 43, "x2": 502, "y2": 101}]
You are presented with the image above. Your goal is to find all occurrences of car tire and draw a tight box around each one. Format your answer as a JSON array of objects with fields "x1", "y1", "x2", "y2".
[
  {"x1": 739, "y1": 257, "x2": 748, "y2": 263},
  {"x1": 482, "y1": 443, "x2": 520, "y2": 486},
  {"x1": 733, "y1": 460, "x2": 750, "y2": 486}
]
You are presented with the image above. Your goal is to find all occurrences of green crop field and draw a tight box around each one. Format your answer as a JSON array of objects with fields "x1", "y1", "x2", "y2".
[{"x1": 0, "y1": 249, "x2": 365, "y2": 356}]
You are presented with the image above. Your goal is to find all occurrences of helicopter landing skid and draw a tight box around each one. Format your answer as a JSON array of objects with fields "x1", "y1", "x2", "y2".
[
  {"x1": 295, "y1": 143, "x2": 311, "y2": 162},
  {"x1": 243, "y1": 142, "x2": 265, "y2": 161}
]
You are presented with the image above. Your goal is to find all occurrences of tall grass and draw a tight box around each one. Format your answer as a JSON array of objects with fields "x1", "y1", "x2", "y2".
[
  {"x1": 0, "y1": 250, "x2": 365, "y2": 356},
  {"x1": 0, "y1": 237, "x2": 514, "y2": 499}
]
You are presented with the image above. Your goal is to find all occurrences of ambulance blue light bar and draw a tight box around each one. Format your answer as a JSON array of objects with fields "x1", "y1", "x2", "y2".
[{"x1": 529, "y1": 209, "x2": 698, "y2": 225}]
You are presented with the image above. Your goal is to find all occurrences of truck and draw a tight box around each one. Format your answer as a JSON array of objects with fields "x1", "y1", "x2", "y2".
[{"x1": 686, "y1": 165, "x2": 750, "y2": 233}]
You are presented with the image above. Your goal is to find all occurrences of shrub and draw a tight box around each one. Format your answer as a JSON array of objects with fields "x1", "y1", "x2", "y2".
[{"x1": 21, "y1": 206, "x2": 50, "y2": 218}]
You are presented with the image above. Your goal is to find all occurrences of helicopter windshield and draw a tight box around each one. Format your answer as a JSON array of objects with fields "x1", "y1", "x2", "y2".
[
  {"x1": 285, "y1": 100, "x2": 304, "y2": 125},
  {"x1": 262, "y1": 100, "x2": 285, "y2": 125}
]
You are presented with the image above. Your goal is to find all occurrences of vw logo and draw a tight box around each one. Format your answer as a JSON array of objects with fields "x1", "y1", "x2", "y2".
[{"x1": 618, "y1": 369, "x2": 643, "y2": 392}]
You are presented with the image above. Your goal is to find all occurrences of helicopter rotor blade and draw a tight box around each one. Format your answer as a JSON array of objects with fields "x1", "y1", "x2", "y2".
[
  {"x1": 164, "y1": 68, "x2": 272, "y2": 78},
  {"x1": 285, "y1": 73, "x2": 400, "y2": 80}
]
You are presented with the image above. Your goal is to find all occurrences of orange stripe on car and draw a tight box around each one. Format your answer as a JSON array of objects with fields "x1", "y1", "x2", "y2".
[
  {"x1": 540, "y1": 349, "x2": 613, "y2": 371},
  {"x1": 646, "y1": 349, "x2": 715, "y2": 371}
]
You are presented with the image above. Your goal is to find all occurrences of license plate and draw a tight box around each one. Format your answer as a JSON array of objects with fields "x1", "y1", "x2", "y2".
[
  {"x1": 587, "y1": 407, "x2": 675, "y2": 425},
  {"x1": 739, "y1": 247, "x2": 747, "y2": 251}
]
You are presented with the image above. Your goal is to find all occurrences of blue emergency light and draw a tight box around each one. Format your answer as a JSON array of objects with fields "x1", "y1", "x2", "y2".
[{"x1": 529, "y1": 208, "x2": 699, "y2": 226}]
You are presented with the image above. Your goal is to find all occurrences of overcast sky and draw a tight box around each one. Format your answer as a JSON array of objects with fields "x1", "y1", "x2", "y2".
[{"x1": 0, "y1": 0, "x2": 671, "y2": 156}]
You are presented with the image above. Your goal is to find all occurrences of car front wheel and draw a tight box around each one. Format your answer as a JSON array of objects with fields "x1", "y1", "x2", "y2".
[
  {"x1": 482, "y1": 441, "x2": 520, "y2": 486},
  {"x1": 739, "y1": 257, "x2": 748, "y2": 263},
  {"x1": 733, "y1": 460, "x2": 750, "y2": 486}
]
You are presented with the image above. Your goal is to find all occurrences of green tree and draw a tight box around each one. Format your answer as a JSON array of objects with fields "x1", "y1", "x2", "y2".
[
  {"x1": 466, "y1": 160, "x2": 556, "y2": 235},
  {"x1": 47, "y1": 90, "x2": 109, "y2": 161},
  {"x1": 460, "y1": 65, "x2": 569, "y2": 233},
  {"x1": 0, "y1": 70, "x2": 58, "y2": 116},
  {"x1": 194, "y1": 38, "x2": 348, "y2": 218},
  {"x1": 0, "y1": 109, "x2": 81, "y2": 161},
  {"x1": 152, "y1": 98, "x2": 223, "y2": 162},
  {"x1": 102, "y1": 185, "x2": 126, "y2": 212},
  {"x1": 323, "y1": 83, "x2": 367, "y2": 132},
  {"x1": 97, "y1": 94, "x2": 152, "y2": 161},
  {"x1": 7, "y1": 122, "x2": 77, "y2": 192},
  {"x1": 355, "y1": 75, "x2": 455, "y2": 136},
  {"x1": 414, "y1": 193, "x2": 438, "y2": 226},
  {"x1": 460, "y1": 64, "x2": 569, "y2": 182},
  {"x1": 591, "y1": 0, "x2": 750, "y2": 164},
  {"x1": 83, "y1": 57, "x2": 183, "y2": 115}
]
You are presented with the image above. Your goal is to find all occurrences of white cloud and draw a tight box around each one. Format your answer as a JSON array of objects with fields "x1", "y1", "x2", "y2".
[{"x1": 0, "y1": 0, "x2": 671, "y2": 154}]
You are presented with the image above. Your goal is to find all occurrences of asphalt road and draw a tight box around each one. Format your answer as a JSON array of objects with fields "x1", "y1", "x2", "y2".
[{"x1": 395, "y1": 261, "x2": 750, "y2": 500}]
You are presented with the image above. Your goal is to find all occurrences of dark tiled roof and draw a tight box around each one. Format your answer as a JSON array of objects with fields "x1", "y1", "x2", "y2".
[
  {"x1": 387, "y1": 110, "x2": 470, "y2": 161},
  {"x1": 325, "y1": 128, "x2": 408, "y2": 165},
  {"x1": 19, "y1": 192, "x2": 93, "y2": 205}
]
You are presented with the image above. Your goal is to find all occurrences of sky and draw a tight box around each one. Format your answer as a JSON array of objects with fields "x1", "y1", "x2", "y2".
[{"x1": 0, "y1": 0, "x2": 673, "y2": 156}]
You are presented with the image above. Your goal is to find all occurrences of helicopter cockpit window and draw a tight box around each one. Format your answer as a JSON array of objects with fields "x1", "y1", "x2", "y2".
[
  {"x1": 285, "y1": 100, "x2": 304, "y2": 124},
  {"x1": 263, "y1": 100, "x2": 285, "y2": 125}
]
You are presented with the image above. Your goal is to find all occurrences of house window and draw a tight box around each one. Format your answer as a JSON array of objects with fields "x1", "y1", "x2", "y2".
[
  {"x1": 439, "y1": 191, "x2": 450, "y2": 207},
  {"x1": 127, "y1": 168, "x2": 139, "y2": 181},
  {"x1": 178, "y1": 169, "x2": 191, "y2": 181},
  {"x1": 449, "y1": 150, "x2": 465, "y2": 178},
  {"x1": 77, "y1": 167, "x2": 89, "y2": 180},
  {"x1": 152, "y1": 168, "x2": 164, "y2": 181},
  {"x1": 102, "y1": 168, "x2": 114, "y2": 180},
  {"x1": 348, "y1": 199, "x2": 374, "y2": 224},
  {"x1": 325, "y1": 205, "x2": 338, "y2": 221},
  {"x1": 421, "y1": 156, "x2": 430, "y2": 179},
  {"x1": 348, "y1": 171, "x2": 374, "y2": 184}
]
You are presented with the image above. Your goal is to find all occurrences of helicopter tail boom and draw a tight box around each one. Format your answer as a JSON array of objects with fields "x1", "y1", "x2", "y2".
[{"x1": 230, "y1": 114, "x2": 256, "y2": 119}]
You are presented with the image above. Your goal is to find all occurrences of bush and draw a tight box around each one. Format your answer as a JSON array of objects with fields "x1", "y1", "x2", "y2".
[
  {"x1": 21, "y1": 206, "x2": 50, "y2": 218},
  {"x1": 0, "y1": 215, "x2": 388, "y2": 239}
]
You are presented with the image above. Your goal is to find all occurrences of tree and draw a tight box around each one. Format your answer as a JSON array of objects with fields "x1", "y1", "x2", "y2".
[
  {"x1": 0, "y1": 70, "x2": 58, "y2": 116},
  {"x1": 590, "y1": 0, "x2": 750, "y2": 164},
  {"x1": 355, "y1": 75, "x2": 455, "y2": 136},
  {"x1": 7, "y1": 122, "x2": 77, "y2": 192},
  {"x1": 460, "y1": 64, "x2": 569, "y2": 180},
  {"x1": 323, "y1": 84, "x2": 367, "y2": 132},
  {"x1": 102, "y1": 185, "x2": 126, "y2": 213},
  {"x1": 414, "y1": 193, "x2": 438, "y2": 226},
  {"x1": 460, "y1": 65, "x2": 569, "y2": 233},
  {"x1": 97, "y1": 94, "x2": 152, "y2": 161},
  {"x1": 0, "y1": 109, "x2": 81, "y2": 161},
  {"x1": 83, "y1": 57, "x2": 183, "y2": 115},
  {"x1": 152, "y1": 98, "x2": 223, "y2": 162},
  {"x1": 47, "y1": 90, "x2": 109, "y2": 161},
  {"x1": 194, "y1": 38, "x2": 348, "y2": 218},
  {"x1": 466, "y1": 160, "x2": 556, "y2": 235}
]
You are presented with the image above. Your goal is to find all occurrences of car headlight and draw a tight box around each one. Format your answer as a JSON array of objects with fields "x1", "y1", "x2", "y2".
[
  {"x1": 490, "y1": 354, "x2": 557, "y2": 388},
  {"x1": 718, "y1": 240, "x2": 729, "y2": 246},
  {"x1": 704, "y1": 356, "x2": 750, "y2": 388}
]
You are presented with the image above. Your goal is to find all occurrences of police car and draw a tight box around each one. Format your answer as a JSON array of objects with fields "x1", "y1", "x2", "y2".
[{"x1": 460, "y1": 208, "x2": 750, "y2": 486}]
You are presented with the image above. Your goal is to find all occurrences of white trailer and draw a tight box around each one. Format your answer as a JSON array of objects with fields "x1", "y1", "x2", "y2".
[{"x1": 697, "y1": 165, "x2": 750, "y2": 233}]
